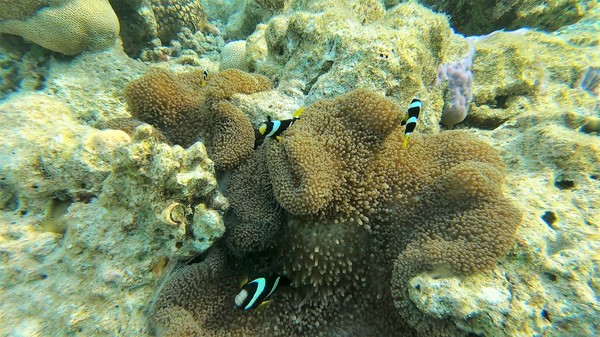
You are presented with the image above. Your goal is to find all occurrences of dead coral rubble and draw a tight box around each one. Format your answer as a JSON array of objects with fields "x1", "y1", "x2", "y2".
[
  {"x1": 124, "y1": 68, "x2": 271, "y2": 169},
  {"x1": 149, "y1": 89, "x2": 521, "y2": 336}
]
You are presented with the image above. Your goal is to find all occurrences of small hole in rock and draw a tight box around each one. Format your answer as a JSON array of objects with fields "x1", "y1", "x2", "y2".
[
  {"x1": 40, "y1": 274, "x2": 48, "y2": 280},
  {"x1": 541, "y1": 211, "x2": 557, "y2": 227},
  {"x1": 493, "y1": 95, "x2": 510, "y2": 109},
  {"x1": 175, "y1": 241, "x2": 183, "y2": 249},
  {"x1": 554, "y1": 179, "x2": 574, "y2": 190},
  {"x1": 543, "y1": 272, "x2": 557, "y2": 282},
  {"x1": 20, "y1": 210, "x2": 28, "y2": 216},
  {"x1": 415, "y1": 284, "x2": 420, "y2": 291},
  {"x1": 541, "y1": 309, "x2": 551, "y2": 322}
]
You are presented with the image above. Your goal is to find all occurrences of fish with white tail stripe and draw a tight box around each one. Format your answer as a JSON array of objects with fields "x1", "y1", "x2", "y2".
[{"x1": 235, "y1": 273, "x2": 290, "y2": 310}]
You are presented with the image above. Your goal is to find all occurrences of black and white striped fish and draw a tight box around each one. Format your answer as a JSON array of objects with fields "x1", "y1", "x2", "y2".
[
  {"x1": 201, "y1": 70, "x2": 209, "y2": 87},
  {"x1": 400, "y1": 99, "x2": 422, "y2": 148},
  {"x1": 234, "y1": 273, "x2": 290, "y2": 310},
  {"x1": 258, "y1": 107, "x2": 305, "y2": 141}
]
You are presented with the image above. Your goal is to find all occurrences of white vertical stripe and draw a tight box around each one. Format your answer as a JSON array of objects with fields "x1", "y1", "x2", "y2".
[
  {"x1": 245, "y1": 278, "x2": 266, "y2": 310},
  {"x1": 267, "y1": 120, "x2": 281, "y2": 137},
  {"x1": 264, "y1": 277, "x2": 280, "y2": 300},
  {"x1": 407, "y1": 116, "x2": 418, "y2": 124},
  {"x1": 409, "y1": 101, "x2": 422, "y2": 109}
]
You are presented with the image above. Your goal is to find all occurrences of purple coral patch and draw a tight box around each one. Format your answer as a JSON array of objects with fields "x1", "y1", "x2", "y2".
[{"x1": 437, "y1": 44, "x2": 475, "y2": 126}]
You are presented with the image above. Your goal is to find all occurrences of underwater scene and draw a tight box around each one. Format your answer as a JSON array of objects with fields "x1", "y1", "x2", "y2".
[{"x1": 0, "y1": 0, "x2": 599, "y2": 336}]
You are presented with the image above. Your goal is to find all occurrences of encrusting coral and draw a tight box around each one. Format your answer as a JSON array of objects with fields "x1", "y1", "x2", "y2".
[
  {"x1": 101, "y1": 124, "x2": 226, "y2": 258},
  {"x1": 108, "y1": 0, "x2": 221, "y2": 57},
  {"x1": 149, "y1": 89, "x2": 522, "y2": 336},
  {"x1": 124, "y1": 68, "x2": 271, "y2": 169},
  {"x1": 149, "y1": 0, "x2": 216, "y2": 43},
  {"x1": 0, "y1": 0, "x2": 120, "y2": 55}
]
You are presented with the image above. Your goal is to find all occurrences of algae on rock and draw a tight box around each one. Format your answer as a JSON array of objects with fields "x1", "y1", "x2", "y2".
[
  {"x1": 246, "y1": 1, "x2": 468, "y2": 134},
  {"x1": 102, "y1": 125, "x2": 226, "y2": 258}
]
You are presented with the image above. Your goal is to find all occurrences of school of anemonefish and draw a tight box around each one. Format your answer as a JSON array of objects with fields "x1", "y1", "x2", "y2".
[
  {"x1": 258, "y1": 99, "x2": 422, "y2": 147},
  {"x1": 236, "y1": 98, "x2": 422, "y2": 311}
]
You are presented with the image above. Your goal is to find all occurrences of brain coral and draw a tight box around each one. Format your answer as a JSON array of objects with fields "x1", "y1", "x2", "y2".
[
  {"x1": 0, "y1": 0, "x2": 120, "y2": 55},
  {"x1": 219, "y1": 40, "x2": 248, "y2": 71},
  {"x1": 124, "y1": 68, "x2": 271, "y2": 169},
  {"x1": 149, "y1": 89, "x2": 521, "y2": 336}
]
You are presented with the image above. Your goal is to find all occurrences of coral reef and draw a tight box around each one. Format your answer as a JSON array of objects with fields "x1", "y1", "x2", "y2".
[
  {"x1": 0, "y1": 0, "x2": 120, "y2": 55},
  {"x1": 1, "y1": 0, "x2": 599, "y2": 336},
  {"x1": 124, "y1": 68, "x2": 271, "y2": 169},
  {"x1": 46, "y1": 48, "x2": 146, "y2": 125},
  {"x1": 107, "y1": 0, "x2": 158, "y2": 57},
  {"x1": 465, "y1": 26, "x2": 599, "y2": 129},
  {"x1": 149, "y1": 89, "x2": 521, "y2": 336},
  {"x1": 0, "y1": 0, "x2": 50, "y2": 20},
  {"x1": 0, "y1": 35, "x2": 50, "y2": 99},
  {"x1": 575, "y1": 66, "x2": 600, "y2": 96}
]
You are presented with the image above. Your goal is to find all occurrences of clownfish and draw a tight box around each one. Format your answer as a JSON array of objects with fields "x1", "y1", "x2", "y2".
[
  {"x1": 235, "y1": 273, "x2": 290, "y2": 310},
  {"x1": 400, "y1": 98, "x2": 422, "y2": 148},
  {"x1": 258, "y1": 107, "x2": 305, "y2": 141},
  {"x1": 202, "y1": 70, "x2": 209, "y2": 87}
]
